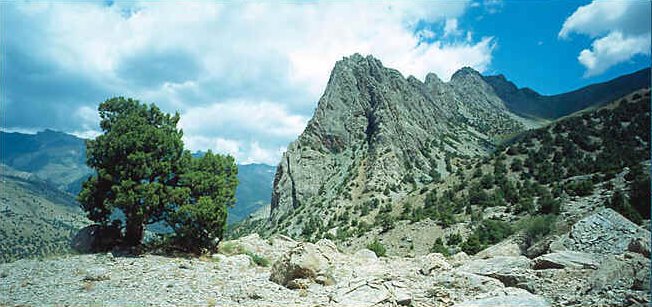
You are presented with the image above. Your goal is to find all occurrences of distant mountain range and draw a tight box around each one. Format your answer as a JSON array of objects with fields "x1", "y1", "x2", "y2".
[
  {"x1": 0, "y1": 130, "x2": 276, "y2": 225},
  {"x1": 484, "y1": 68, "x2": 651, "y2": 119}
]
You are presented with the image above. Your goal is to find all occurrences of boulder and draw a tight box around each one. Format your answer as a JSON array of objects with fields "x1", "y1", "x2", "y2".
[
  {"x1": 332, "y1": 280, "x2": 391, "y2": 306},
  {"x1": 71, "y1": 224, "x2": 121, "y2": 253},
  {"x1": 269, "y1": 242, "x2": 332, "y2": 289},
  {"x1": 550, "y1": 208, "x2": 650, "y2": 255},
  {"x1": 449, "y1": 251, "x2": 470, "y2": 266},
  {"x1": 83, "y1": 267, "x2": 110, "y2": 281},
  {"x1": 458, "y1": 256, "x2": 533, "y2": 287},
  {"x1": 432, "y1": 271, "x2": 505, "y2": 296},
  {"x1": 627, "y1": 237, "x2": 651, "y2": 258},
  {"x1": 331, "y1": 279, "x2": 412, "y2": 306},
  {"x1": 525, "y1": 236, "x2": 556, "y2": 259},
  {"x1": 590, "y1": 253, "x2": 650, "y2": 292},
  {"x1": 475, "y1": 240, "x2": 522, "y2": 259},
  {"x1": 533, "y1": 251, "x2": 600, "y2": 270},
  {"x1": 459, "y1": 256, "x2": 532, "y2": 276},
  {"x1": 419, "y1": 253, "x2": 452, "y2": 275},
  {"x1": 353, "y1": 249, "x2": 378, "y2": 262}
]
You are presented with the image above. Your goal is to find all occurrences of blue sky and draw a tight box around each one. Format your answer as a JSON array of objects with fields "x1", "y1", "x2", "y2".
[{"x1": 2, "y1": 0, "x2": 650, "y2": 164}]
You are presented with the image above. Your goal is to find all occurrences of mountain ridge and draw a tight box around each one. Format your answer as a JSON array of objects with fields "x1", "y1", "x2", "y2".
[{"x1": 483, "y1": 67, "x2": 651, "y2": 119}]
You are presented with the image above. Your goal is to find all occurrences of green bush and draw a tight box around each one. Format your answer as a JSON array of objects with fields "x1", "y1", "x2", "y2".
[
  {"x1": 564, "y1": 180, "x2": 594, "y2": 197},
  {"x1": 219, "y1": 242, "x2": 246, "y2": 256},
  {"x1": 519, "y1": 215, "x2": 556, "y2": 243},
  {"x1": 246, "y1": 251, "x2": 271, "y2": 267},
  {"x1": 538, "y1": 191, "x2": 561, "y2": 215},
  {"x1": 446, "y1": 232, "x2": 463, "y2": 246},
  {"x1": 460, "y1": 233, "x2": 483, "y2": 255},
  {"x1": 367, "y1": 239, "x2": 387, "y2": 257},
  {"x1": 607, "y1": 189, "x2": 642, "y2": 225},
  {"x1": 430, "y1": 238, "x2": 450, "y2": 256}
]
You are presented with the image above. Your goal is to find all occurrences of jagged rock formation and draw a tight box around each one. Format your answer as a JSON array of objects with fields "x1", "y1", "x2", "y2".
[{"x1": 268, "y1": 54, "x2": 532, "y2": 234}]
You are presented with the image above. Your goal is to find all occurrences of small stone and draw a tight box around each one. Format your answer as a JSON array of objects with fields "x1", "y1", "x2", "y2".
[{"x1": 83, "y1": 267, "x2": 110, "y2": 281}]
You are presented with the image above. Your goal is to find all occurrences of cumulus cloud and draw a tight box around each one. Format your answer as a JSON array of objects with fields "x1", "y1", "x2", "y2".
[
  {"x1": 559, "y1": 1, "x2": 651, "y2": 76},
  {"x1": 4, "y1": 0, "x2": 495, "y2": 164}
]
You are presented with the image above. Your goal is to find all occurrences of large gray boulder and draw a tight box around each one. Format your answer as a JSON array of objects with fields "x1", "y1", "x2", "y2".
[
  {"x1": 269, "y1": 242, "x2": 333, "y2": 289},
  {"x1": 533, "y1": 251, "x2": 601, "y2": 270},
  {"x1": 550, "y1": 208, "x2": 650, "y2": 255},
  {"x1": 458, "y1": 256, "x2": 533, "y2": 287},
  {"x1": 590, "y1": 253, "x2": 650, "y2": 292}
]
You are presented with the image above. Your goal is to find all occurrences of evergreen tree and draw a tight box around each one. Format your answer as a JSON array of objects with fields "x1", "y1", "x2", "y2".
[{"x1": 79, "y1": 97, "x2": 187, "y2": 246}]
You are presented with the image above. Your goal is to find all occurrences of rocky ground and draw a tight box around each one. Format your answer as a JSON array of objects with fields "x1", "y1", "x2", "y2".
[{"x1": 1, "y1": 208, "x2": 649, "y2": 306}]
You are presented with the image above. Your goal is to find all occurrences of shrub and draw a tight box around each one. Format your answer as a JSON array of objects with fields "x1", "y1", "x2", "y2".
[
  {"x1": 367, "y1": 239, "x2": 387, "y2": 257},
  {"x1": 246, "y1": 251, "x2": 271, "y2": 267},
  {"x1": 607, "y1": 189, "x2": 642, "y2": 225},
  {"x1": 564, "y1": 180, "x2": 594, "y2": 197},
  {"x1": 219, "y1": 242, "x2": 246, "y2": 255},
  {"x1": 538, "y1": 191, "x2": 561, "y2": 215},
  {"x1": 460, "y1": 234, "x2": 483, "y2": 255},
  {"x1": 446, "y1": 232, "x2": 463, "y2": 246},
  {"x1": 519, "y1": 215, "x2": 556, "y2": 244},
  {"x1": 430, "y1": 238, "x2": 450, "y2": 256}
]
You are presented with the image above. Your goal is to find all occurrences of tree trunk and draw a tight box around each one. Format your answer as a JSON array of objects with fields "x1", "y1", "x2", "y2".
[{"x1": 124, "y1": 217, "x2": 144, "y2": 246}]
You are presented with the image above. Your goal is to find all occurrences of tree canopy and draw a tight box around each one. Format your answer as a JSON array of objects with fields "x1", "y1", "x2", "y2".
[{"x1": 78, "y1": 97, "x2": 237, "y2": 252}]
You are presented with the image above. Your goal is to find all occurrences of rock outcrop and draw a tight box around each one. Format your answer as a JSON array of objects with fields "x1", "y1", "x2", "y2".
[
  {"x1": 550, "y1": 208, "x2": 651, "y2": 255},
  {"x1": 268, "y1": 53, "x2": 530, "y2": 236}
]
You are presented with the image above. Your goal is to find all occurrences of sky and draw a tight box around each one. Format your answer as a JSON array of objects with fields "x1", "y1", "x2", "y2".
[{"x1": 2, "y1": 0, "x2": 650, "y2": 165}]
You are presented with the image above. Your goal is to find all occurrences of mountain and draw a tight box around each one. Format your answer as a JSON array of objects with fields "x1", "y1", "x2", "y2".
[
  {"x1": 236, "y1": 54, "x2": 650, "y2": 247},
  {"x1": 264, "y1": 54, "x2": 535, "y2": 236},
  {"x1": 0, "y1": 130, "x2": 91, "y2": 194},
  {"x1": 230, "y1": 163, "x2": 276, "y2": 224},
  {"x1": 1, "y1": 131, "x2": 274, "y2": 225},
  {"x1": 0, "y1": 164, "x2": 89, "y2": 263},
  {"x1": 483, "y1": 67, "x2": 651, "y2": 119}
]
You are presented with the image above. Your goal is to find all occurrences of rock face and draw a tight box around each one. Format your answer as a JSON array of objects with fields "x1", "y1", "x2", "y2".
[
  {"x1": 550, "y1": 208, "x2": 651, "y2": 255},
  {"x1": 268, "y1": 54, "x2": 529, "y2": 235}
]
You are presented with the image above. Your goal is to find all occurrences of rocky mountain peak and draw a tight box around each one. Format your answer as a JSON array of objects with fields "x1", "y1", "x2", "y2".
[
  {"x1": 266, "y1": 54, "x2": 529, "y2": 232},
  {"x1": 450, "y1": 66, "x2": 482, "y2": 82}
]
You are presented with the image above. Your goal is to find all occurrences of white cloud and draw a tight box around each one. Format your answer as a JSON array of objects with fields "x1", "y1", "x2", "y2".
[
  {"x1": 179, "y1": 100, "x2": 308, "y2": 163},
  {"x1": 578, "y1": 32, "x2": 651, "y2": 77},
  {"x1": 444, "y1": 18, "x2": 460, "y2": 37},
  {"x1": 560, "y1": 1, "x2": 651, "y2": 76},
  {"x1": 6, "y1": 0, "x2": 496, "y2": 164}
]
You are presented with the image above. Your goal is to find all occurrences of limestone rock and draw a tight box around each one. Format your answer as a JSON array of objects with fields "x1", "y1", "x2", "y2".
[
  {"x1": 353, "y1": 249, "x2": 378, "y2": 262},
  {"x1": 449, "y1": 251, "x2": 470, "y2": 266},
  {"x1": 269, "y1": 242, "x2": 331, "y2": 288},
  {"x1": 533, "y1": 251, "x2": 601, "y2": 270},
  {"x1": 550, "y1": 208, "x2": 650, "y2": 255},
  {"x1": 83, "y1": 267, "x2": 110, "y2": 282},
  {"x1": 590, "y1": 253, "x2": 650, "y2": 292},
  {"x1": 475, "y1": 240, "x2": 522, "y2": 259},
  {"x1": 458, "y1": 256, "x2": 532, "y2": 287},
  {"x1": 419, "y1": 253, "x2": 452, "y2": 275},
  {"x1": 525, "y1": 236, "x2": 556, "y2": 259}
]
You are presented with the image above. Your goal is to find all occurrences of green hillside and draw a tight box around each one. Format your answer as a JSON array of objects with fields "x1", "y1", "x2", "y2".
[{"x1": 0, "y1": 165, "x2": 89, "y2": 263}]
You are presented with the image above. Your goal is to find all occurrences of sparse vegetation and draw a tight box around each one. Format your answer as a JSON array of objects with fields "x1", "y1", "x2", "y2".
[{"x1": 366, "y1": 239, "x2": 387, "y2": 257}]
